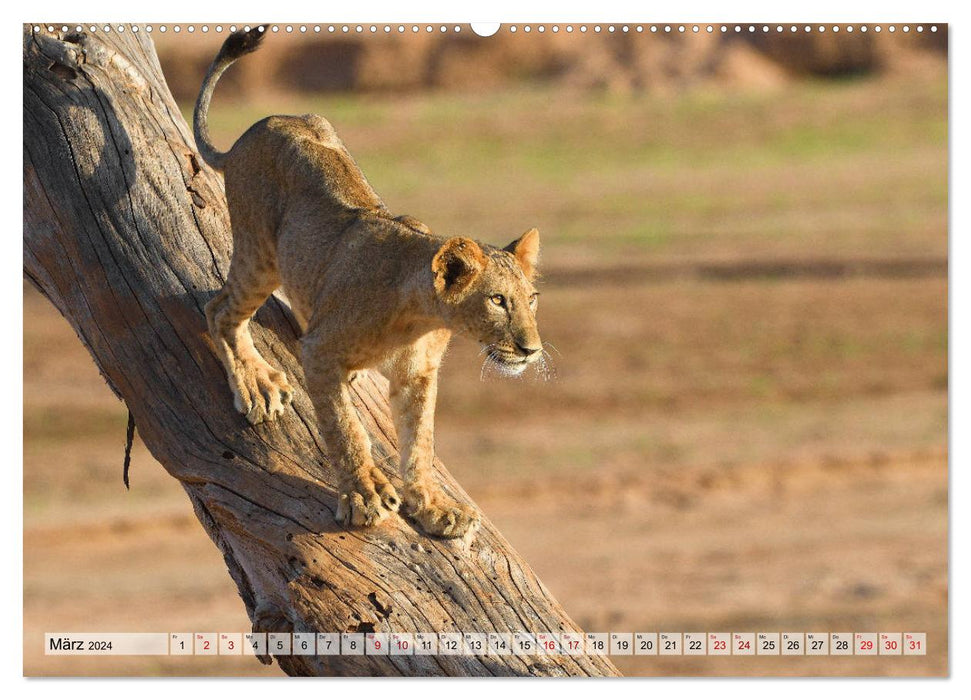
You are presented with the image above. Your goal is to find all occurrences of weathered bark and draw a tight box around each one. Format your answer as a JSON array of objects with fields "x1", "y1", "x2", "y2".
[{"x1": 22, "y1": 25, "x2": 620, "y2": 677}]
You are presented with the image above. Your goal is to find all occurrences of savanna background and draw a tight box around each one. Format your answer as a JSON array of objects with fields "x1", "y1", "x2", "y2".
[{"x1": 24, "y1": 24, "x2": 948, "y2": 676}]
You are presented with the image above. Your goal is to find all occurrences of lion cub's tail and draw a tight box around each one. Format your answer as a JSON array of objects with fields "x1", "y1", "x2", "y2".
[{"x1": 193, "y1": 25, "x2": 267, "y2": 171}]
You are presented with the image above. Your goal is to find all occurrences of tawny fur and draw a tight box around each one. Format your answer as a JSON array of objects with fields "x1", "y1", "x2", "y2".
[{"x1": 195, "y1": 28, "x2": 544, "y2": 538}]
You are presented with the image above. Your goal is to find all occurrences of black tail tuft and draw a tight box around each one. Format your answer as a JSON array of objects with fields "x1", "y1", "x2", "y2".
[
  {"x1": 193, "y1": 23, "x2": 268, "y2": 170},
  {"x1": 216, "y1": 24, "x2": 268, "y2": 63}
]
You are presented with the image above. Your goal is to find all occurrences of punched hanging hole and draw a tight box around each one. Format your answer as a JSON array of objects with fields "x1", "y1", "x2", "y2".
[{"x1": 470, "y1": 23, "x2": 500, "y2": 37}]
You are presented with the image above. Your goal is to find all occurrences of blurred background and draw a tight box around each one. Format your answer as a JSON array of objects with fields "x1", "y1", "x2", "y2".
[{"x1": 24, "y1": 24, "x2": 947, "y2": 676}]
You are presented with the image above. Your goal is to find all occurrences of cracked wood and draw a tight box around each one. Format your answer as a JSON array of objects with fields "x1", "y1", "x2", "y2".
[{"x1": 22, "y1": 25, "x2": 620, "y2": 677}]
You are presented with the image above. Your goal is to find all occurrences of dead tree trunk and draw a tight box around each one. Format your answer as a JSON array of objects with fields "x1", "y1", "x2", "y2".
[{"x1": 22, "y1": 25, "x2": 620, "y2": 677}]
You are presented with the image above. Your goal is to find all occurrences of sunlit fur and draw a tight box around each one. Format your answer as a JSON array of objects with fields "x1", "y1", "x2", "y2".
[
  {"x1": 195, "y1": 28, "x2": 549, "y2": 540},
  {"x1": 433, "y1": 240, "x2": 545, "y2": 379}
]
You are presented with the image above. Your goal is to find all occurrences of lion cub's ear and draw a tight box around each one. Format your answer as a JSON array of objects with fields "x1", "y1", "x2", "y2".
[
  {"x1": 432, "y1": 237, "x2": 487, "y2": 300},
  {"x1": 504, "y1": 228, "x2": 540, "y2": 280}
]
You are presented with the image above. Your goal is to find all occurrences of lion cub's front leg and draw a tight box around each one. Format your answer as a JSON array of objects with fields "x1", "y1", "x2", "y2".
[
  {"x1": 388, "y1": 339, "x2": 479, "y2": 539},
  {"x1": 303, "y1": 346, "x2": 400, "y2": 527}
]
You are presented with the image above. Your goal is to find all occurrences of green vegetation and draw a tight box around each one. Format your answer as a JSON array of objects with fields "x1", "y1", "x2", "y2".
[{"x1": 188, "y1": 75, "x2": 946, "y2": 262}]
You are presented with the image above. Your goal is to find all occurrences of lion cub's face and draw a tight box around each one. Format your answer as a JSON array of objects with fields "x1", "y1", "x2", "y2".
[{"x1": 432, "y1": 229, "x2": 542, "y2": 376}]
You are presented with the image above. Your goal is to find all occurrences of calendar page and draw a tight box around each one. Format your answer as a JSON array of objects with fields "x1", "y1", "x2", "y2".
[{"x1": 22, "y1": 14, "x2": 948, "y2": 680}]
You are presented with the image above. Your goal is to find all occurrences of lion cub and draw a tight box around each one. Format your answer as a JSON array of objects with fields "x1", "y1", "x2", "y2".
[{"x1": 194, "y1": 28, "x2": 544, "y2": 538}]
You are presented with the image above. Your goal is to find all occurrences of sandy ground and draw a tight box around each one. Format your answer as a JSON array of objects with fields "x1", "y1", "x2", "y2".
[
  {"x1": 23, "y1": 445, "x2": 947, "y2": 677},
  {"x1": 23, "y1": 278, "x2": 947, "y2": 677}
]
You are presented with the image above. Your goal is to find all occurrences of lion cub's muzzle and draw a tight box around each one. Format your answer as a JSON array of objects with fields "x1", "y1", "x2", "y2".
[
  {"x1": 514, "y1": 342, "x2": 542, "y2": 361},
  {"x1": 495, "y1": 341, "x2": 542, "y2": 371}
]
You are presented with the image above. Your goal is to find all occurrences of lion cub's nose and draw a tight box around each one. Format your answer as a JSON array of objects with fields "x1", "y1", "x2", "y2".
[{"x1": 516, "y1": 342, "x2": 542, "y2": 359}]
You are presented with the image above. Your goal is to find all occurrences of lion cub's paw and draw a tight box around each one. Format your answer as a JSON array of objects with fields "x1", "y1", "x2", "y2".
[
  {"x1": 336, "y1": 469, "x2": 400, "y2": 528},
  {"x1": 408, "y1": 495, "x2": 479, "y2": 539},
  {"x1": 233, "y1": 363, "x2": 294, "y2": 425}
]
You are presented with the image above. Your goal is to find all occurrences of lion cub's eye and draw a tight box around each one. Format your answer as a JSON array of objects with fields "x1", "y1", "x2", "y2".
[
  {"x1": 529, "y1": 292, "x2": 539, "y2": 308},
  {"x1": 489, "y1": 294, "x2": 505, "y2": 307}
]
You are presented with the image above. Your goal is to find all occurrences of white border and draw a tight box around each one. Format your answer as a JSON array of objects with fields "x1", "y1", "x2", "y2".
[{"x1": 8, "y1": 0, "x2": 962, "y2": 697}]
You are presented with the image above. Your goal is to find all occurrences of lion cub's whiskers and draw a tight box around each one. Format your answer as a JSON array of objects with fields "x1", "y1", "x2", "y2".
[
  {"x1": 478, "y1": 343, "x2": 557, "y2": 382},
  {"x1": 479, "y1": 347, "x2": 519, "y2": 381},
  {"x1": 535, "y1": 349, "x2": 558, "y2": 382},
  {"x1": 479, "y1": 346, "x2": 498, "y2": 381}
]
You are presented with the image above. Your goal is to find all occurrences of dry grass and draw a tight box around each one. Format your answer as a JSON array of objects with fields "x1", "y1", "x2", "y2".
[{"x1": 189, "y1": 73, "x2": 946, "y2": 264}]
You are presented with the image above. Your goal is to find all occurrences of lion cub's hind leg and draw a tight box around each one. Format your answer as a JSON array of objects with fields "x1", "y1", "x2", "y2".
[{"x1": 206, "y1": 251, "x2": 295, "y2": 425}]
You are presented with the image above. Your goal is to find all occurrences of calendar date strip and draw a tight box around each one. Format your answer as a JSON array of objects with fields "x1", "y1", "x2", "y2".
[{"x1": 46, "y1": 632, "x2": 927, "y2": 657}]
